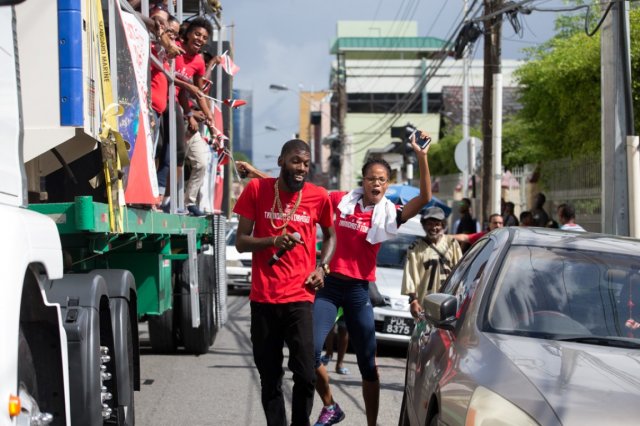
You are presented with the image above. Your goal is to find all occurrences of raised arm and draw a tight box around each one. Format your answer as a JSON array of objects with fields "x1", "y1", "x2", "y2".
[
  {"x1": 235, "y1": 161, "x2": 271, "y2": 179},
  {"x1": 401, "y1": 132, "x2": 432, "y2": 222}
]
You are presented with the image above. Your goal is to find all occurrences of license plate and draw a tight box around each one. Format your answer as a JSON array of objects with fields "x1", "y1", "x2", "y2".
[{"x1": 382, "y1": 316, "x2": 414, "y2": 335}]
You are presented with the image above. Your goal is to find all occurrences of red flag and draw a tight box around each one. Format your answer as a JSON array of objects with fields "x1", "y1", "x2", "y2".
[
  {"x1": 220, "y1": 53, "x2": 240, "y2": 76},
  {"x1": 223, "y1": 99, "x2": 247, "y2": 109},
  {"x1": 213, "y1": 103, "x2": 223, "y2": 134}
]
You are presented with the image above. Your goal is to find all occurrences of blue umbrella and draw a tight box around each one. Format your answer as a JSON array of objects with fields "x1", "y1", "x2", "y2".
[{"x1": 385, "y1": 184, "x2": 452, "y2": 217}]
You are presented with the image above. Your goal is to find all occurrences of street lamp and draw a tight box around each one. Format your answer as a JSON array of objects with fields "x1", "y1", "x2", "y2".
[{"x1": 269, "y1": 84, "x2": 289, "y2": 91}]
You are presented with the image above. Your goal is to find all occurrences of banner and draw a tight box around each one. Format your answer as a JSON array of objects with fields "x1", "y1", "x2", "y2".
[{"x1": 116, "y1": 7, "x2": 159, "y2": 204}]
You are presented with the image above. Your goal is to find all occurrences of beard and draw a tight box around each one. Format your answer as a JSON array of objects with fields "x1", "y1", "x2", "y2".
[{"x1": 282, "y1": 167, "x2": 306, "y2": 192}]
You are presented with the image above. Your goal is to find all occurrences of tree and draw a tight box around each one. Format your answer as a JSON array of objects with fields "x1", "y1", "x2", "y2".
[{"x1": 504, "y1": 5, "x2": 640, "y2": 165}]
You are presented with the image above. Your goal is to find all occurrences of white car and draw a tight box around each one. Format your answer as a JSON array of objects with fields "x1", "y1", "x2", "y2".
[
  {"x1": 373, "y1": 217, "x2": 425, "y2": 345},
  {"x1": 226, "y1": 225, "x2": 252, "y2": 289}
]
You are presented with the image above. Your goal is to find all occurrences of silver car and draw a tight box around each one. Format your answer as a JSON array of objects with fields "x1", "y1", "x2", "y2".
[{"x1": 400, "y1": 227, "x2": 640, "y2": 426}]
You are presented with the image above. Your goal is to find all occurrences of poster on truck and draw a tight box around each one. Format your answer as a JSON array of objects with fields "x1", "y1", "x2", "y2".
[{"x1": 114, "y1": 4, "x2": 159, "y2": 204}]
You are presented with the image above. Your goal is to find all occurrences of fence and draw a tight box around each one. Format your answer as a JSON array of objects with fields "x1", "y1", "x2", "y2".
[{"x1": 433, "y1": 155, "x2": 602, "y2": 232}]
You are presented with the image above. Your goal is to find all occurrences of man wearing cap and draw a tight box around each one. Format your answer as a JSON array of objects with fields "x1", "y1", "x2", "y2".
[{"x1": 401, "y1": 207, "x2": 463, "y2": 318}]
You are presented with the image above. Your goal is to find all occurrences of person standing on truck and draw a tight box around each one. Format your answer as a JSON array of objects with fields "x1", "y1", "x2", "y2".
[
  {"x1": 233, "y1": 139, "x2": 336, "y2": 426},
  {"x1": 173, "y1": 17, "x2": 216, "y2": 216}
]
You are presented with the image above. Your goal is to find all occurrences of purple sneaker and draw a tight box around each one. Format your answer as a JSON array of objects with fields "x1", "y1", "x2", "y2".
[{"x1": 314, "y1": 403, "x2": 345, "y2": 426}]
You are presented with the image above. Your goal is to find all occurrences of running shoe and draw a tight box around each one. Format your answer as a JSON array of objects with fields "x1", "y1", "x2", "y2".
[{"x1": 314, "y1": 403, "x2": 345, "y2": 426}]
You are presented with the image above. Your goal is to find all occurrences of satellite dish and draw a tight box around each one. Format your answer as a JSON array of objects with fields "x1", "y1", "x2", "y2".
[{"x1": 454, "y1": 137, "x2": 482, "y2": 174}]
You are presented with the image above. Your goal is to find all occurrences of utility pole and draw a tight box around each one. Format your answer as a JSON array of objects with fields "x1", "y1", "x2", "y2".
[
  {"x1": 336, "y1": 52, "x2": 349, "y2": 190},
  {"x1": 462, "y1": 0, "x2": 471, "y2": 198},
  {"x1": 481, "y1": 0, "x2": 502, "y2": 224},
  {"x1": 601, "y1": 1, "x2": 635, "y2": 236}
]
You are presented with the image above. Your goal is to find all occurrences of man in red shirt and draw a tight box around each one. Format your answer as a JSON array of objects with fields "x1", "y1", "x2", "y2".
[{"x1": 233, "y1": 139, "x2": 336, "y2": 426}]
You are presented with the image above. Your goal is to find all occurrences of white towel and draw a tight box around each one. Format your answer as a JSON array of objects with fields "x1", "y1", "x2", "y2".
[{"x1": 337, "y1": 189, "x2": 398, "y2": 244}]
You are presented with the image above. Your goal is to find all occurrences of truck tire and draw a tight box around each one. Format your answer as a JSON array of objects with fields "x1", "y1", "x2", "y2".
[
  {"x1": 17, "y1": 328, "x2": 48, "y2": 424},
  {"x1": 109, "y1": 299, "x2": 135, "y2": 425},
  {"x1": 179, "y1": 254, "x2": 213, "y2": 355},
  {"x1": 148, "y1": 308, "x2": 176, "y2": 353}
]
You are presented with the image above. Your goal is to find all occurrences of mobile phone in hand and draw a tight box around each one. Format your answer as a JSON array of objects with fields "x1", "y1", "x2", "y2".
[
  {"x1": 410, "y1": 128, "x2": 431, "y2": 149},
  {"x1": 419, "y1": 136, "x2": 431, "y2": 149}
]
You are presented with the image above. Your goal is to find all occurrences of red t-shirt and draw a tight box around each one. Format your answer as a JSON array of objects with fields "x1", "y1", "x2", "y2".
[
  {"x1": 467, "y1": 231, "x2": 487, "y2": 245},
  {"x1": 174, "y1": 42, "x2": 205, "y2": 99},
  {"x1": 329, "y1": 191, "x2": 400, "y2": 282},
  {"x1": 150, "y1": 44, "x2": 169, "y2": 114},
  {"x1": 233, "y1": 178, "x2": 333, "y2": 304}
]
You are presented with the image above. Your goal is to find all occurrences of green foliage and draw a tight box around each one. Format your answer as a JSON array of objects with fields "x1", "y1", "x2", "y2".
[
  {"x1": 508, "y1": 6, "x2": 640, "y2": 165},
  {"x1": 428, "y1": 125, "x2": 481, "y2": 175},
  {"x1": 233, "y1": 151, "x2": 250, "y2": 163}
]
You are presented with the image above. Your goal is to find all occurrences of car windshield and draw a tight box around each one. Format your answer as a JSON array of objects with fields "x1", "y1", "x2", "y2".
[
  {"x1": 377, "y1": 234, "x2": 419, "y2": 269},
  {"x1": 226, "y1": 228, "x2": 237, "y2": 246},
  {"x1": 487, "y1": 245, "x2": 640, "y2": 345}
]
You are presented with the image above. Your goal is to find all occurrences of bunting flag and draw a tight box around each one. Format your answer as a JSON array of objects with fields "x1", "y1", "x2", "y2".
[
  {"x1": 212, "y1": 102, "x2": 224, "y2": 135},
  {"x1": 213, "y1": 164, "x2": 224, "y2": 213},
  {"x1": 220, "y1": 52, "x2": 240, "y2": 76},
  {"x1": 223, "y1": 99, "x2": 247, "y2": 109}
]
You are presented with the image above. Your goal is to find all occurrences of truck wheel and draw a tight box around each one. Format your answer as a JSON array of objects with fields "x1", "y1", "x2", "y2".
[
  {"x1": 148, "y1": 308, "x2": 176, "y2": 353},
  {"x1": 17, "y1": 328, "x2": 51, "y2": 424},
  {"x1": 110, "y1": 299, "x2": 136, "y2": 425},
  {"x1": 179, "y1": 254, "x2": 213, "y2": 355}
]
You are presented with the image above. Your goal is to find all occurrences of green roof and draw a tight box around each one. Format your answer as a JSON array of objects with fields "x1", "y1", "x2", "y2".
[{"x1": 330, "y1": 36, "x2": 449, "y2": 55}]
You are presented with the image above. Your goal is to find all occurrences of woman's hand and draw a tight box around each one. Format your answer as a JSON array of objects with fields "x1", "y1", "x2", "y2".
[
  {"x1": 235, "y1": 161, "x2": 262, "y2": 179},
  {"x1": 409, "y1": 130, "x2": 431, "y2": 156}
]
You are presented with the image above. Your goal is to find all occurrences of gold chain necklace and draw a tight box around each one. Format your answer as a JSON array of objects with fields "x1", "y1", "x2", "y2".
[{"x1": 270, "y1": 179, "x2": 303, "y2": 232}]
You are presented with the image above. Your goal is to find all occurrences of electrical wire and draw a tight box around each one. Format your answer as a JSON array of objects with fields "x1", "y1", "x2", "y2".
[
  {"x1": 342, "y1": 1, "x2": 482, "y2": 147},
  {"x1": 344, "y1": 2, "x2": 484, "y2": 154}
]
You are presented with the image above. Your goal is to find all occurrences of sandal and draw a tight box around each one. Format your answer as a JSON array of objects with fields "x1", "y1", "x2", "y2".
[{"x1": 336, "y1": 367, "x2": 350, "y2": 375}]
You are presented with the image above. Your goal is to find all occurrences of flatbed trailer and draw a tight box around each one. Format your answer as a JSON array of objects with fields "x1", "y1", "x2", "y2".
[{"x1": 29, "y1": 197, "x2": 227, "y2": 356}]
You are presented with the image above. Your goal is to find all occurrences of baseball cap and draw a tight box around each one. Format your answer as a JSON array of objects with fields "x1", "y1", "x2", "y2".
[{"x1": 421, "y1": 206, "x2": 445, "y2": 222}]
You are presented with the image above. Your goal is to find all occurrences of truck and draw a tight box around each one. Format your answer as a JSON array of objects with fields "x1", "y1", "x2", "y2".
[{"x1": 1, "y1": 0, "x2": 228, "y2": 424}]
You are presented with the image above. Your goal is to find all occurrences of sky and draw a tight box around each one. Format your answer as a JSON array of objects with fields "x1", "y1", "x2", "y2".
[{"x1": 223, "y1": 0, "x2": 569, "y2": 172}]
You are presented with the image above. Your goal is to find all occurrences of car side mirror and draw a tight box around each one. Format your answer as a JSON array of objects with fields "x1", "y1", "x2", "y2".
[{"x1": 423, "y1": 293, "x2": 457, "y2": 330}]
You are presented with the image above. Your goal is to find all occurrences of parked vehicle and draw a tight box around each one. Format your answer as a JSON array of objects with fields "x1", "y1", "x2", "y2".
[
  {"x1": 400, "y1": 227, "x2": 640, "y2": 426},
  {"x1": 373, "y1": 217, "x2": 424, "y2": 345},
  {"x1": 226, "y1": 225, "x2": 252, "y2": 289}
]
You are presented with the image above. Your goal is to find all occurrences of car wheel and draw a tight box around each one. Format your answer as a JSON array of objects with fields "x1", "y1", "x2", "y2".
[{"x1": 428, "y1": 412, "x2": 439, "y2": 426}]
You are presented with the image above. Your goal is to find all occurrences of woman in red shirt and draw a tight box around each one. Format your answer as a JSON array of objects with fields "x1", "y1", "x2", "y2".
[{"x1": 313, "y1": 132, "x2": 432, "y2": 426}]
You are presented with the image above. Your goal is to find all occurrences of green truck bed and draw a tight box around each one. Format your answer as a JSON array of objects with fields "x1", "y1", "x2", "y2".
[{"x1": 29, "y1": 196, "x2": 217, "y2": 317}]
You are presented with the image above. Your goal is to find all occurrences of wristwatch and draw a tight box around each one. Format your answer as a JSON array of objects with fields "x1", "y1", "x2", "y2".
[
  {"x1": 318, "y1": 263, "x2": 330, "y2": 275},
  {"x1": 408, "y1": 294, "x2": 418, "y2": 304}
]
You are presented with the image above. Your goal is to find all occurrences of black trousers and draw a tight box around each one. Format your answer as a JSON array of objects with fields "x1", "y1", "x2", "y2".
[{"x1": 250, "y1": 301, "x2": 315, "y2": 426}]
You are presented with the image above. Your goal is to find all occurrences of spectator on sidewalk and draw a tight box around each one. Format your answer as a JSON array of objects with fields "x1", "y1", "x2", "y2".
[
  {"x1": 502, "y1": 201, "x2": 519, "y2": 227},
  {"x1": 531, "y1": 192, "x2": 550, "y2": 227},
  {"x1": 453, "y1": 213, "x2": 504, "y2": 246},
  {"x1": 402, "y1": 207, "x2": 462, "y2": 318},
  {"x1": 519, "y1": 210, "x2": 533, "y2": 227},
  {"x1": 453, "y1": 198, "x2": 480, "y2": 253},
  {"x1": 557, "y1": 203, "x2": 586, "y2": 232}
]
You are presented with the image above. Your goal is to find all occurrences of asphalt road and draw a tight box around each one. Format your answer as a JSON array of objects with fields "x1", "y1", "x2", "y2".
[{"x1": 135, "y1": 290, "x2": 409, "y2": 425}]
